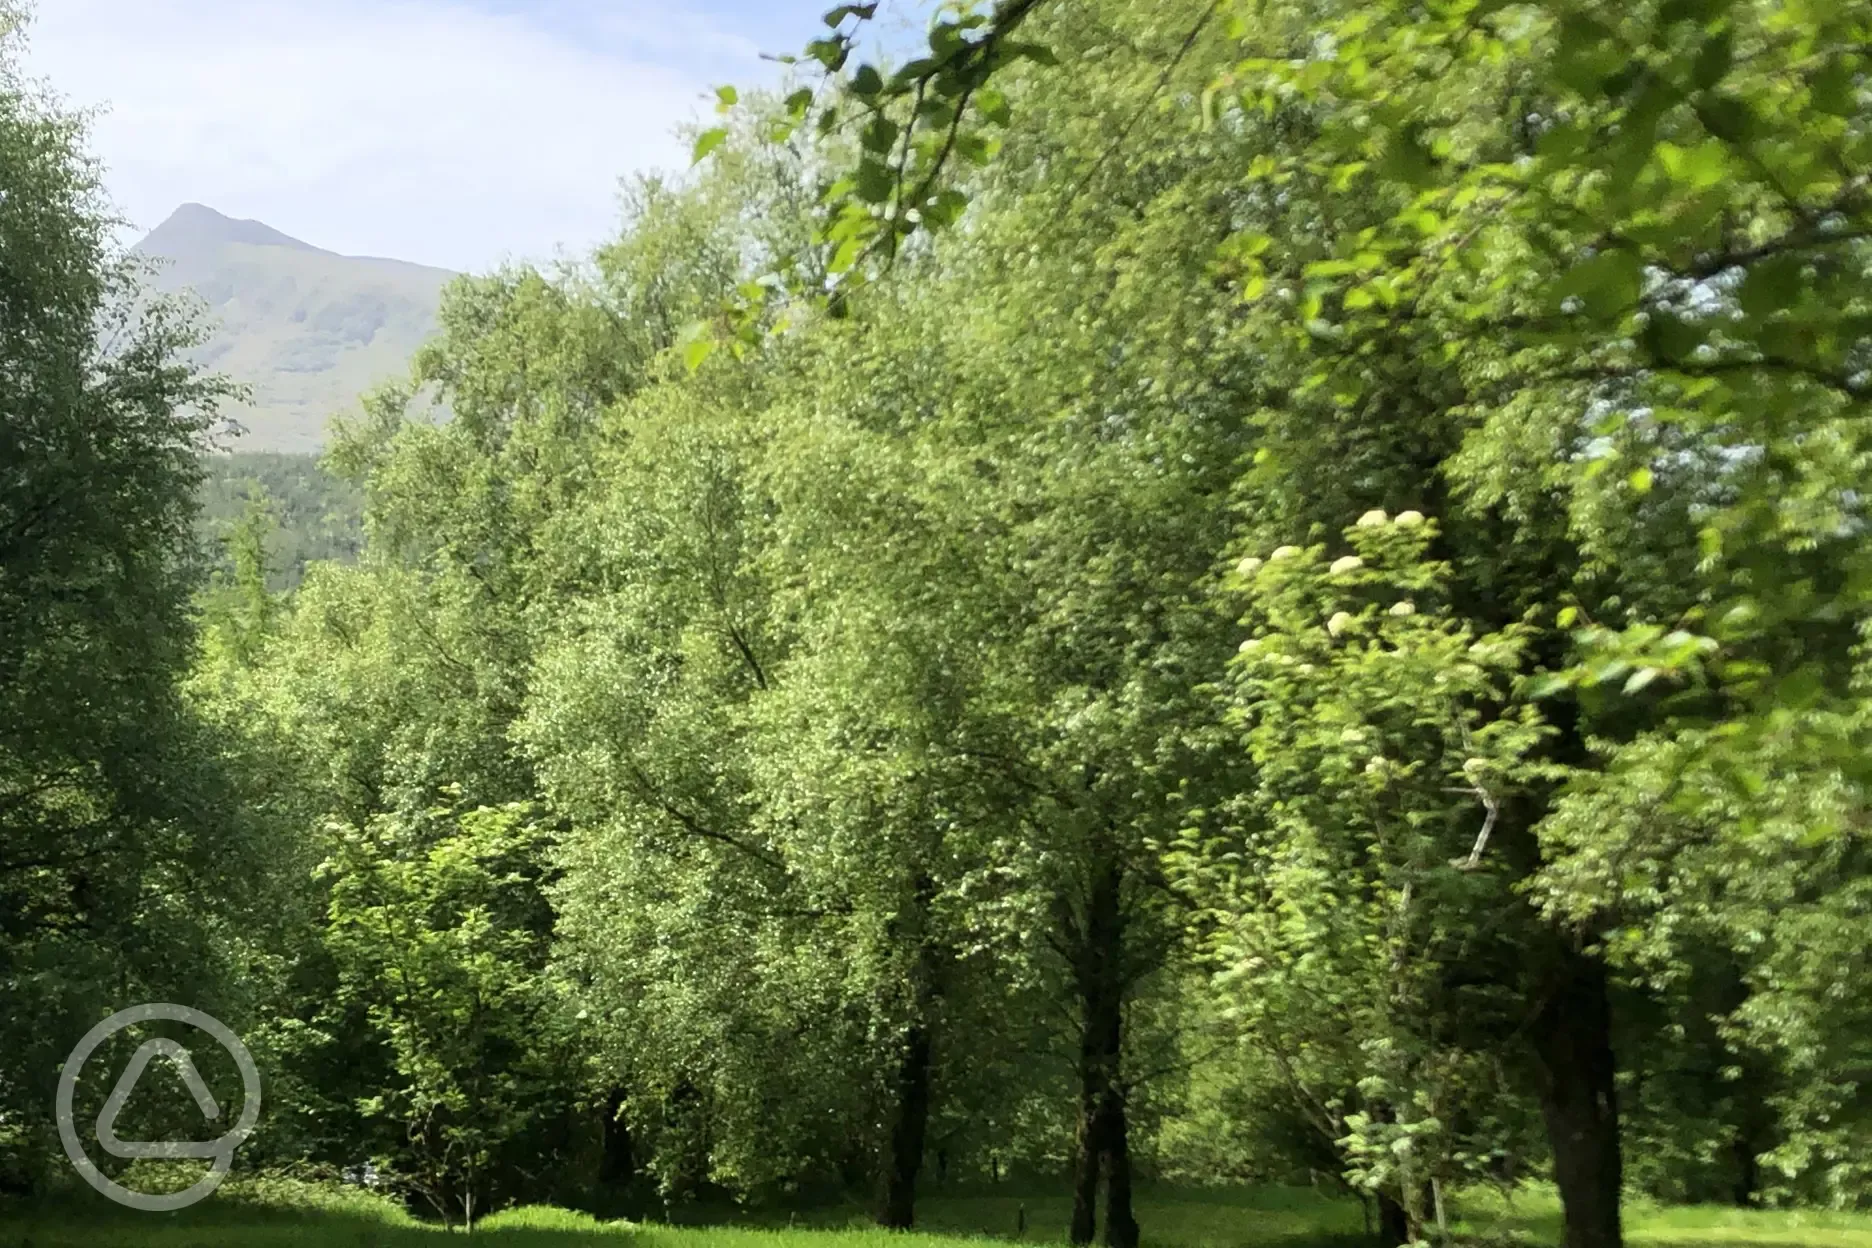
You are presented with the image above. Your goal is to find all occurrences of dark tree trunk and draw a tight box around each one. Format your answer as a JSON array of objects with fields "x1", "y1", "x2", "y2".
[
  {"x1": 1533, "y1": 948, "x2": 1624, "y2": 1248},
  {"x1": 1376, "y1": 1192, "x2": 1410, "y2": 1248},
  {"x1": 1071, "y1": 1105, "x2": 1101, "y2": 1248},
  {"x1": 1071, "y1": 1063, "x2": 1137, "y2": 1247},
  {"x1": 1366, "y1": 1102, "x2": 1424, "y2": 1247},
  {"x1": 1733, "y1": 1134, "x2": 1761, "y2": 1209},
  {"x1": 877, "y1": 873, "x2": 940, "y2": 1231},
  {"x1": 1731, "y1": 1073, "x2": 1774, "y2": 1208},
  {"x1": 1102, "y1": 1092, "x2": 1139, "y2": 1248},
  {"x1": 1069, "y1": 854, "x2": 1136, "y2": 1248},
  {"x1": 1718, "y1": 965, "x2": 1772, "y2": 1209},
  {"x1": 1364, "y1": 1101, "x2": 1421, "y2": 1247},
  {"x1": 877, "y1": 1021, "x2": 934, "y2": 1229},
  {"x1": 599, "y1": 1089, "x2": 635, "y2": 1189}
]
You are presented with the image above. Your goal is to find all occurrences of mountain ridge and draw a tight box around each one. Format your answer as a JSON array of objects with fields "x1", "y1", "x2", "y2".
[
  {"x1": 134, "y1": 203, "x2": 454, "y2": 453},
  {"x1": 140, "y1": 202, "x2": 333, "y2": 257}
]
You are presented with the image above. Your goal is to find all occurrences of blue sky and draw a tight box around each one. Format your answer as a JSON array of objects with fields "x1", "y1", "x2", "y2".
[{"x1": 22, "y1": 0, "x2": 927, "y2": 272}]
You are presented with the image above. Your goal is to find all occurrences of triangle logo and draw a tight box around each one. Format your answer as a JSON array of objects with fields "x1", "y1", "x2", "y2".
[{"x1": 94, "y1": 1038, "x2": 226, "y2": 1160}]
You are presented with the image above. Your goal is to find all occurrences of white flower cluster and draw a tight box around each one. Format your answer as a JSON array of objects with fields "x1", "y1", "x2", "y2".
[{"x1": 1358, "y1": 508, "x2": 1426, "y2": 528}]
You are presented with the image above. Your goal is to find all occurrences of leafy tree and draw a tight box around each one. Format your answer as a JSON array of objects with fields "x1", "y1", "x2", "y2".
[
  {"x1": 322, "y1": 799, "x2": 572, "y2": 1229},
  {"x1": 1179, "y1": 514, "x2": 1557, "y2": 1243},
  {"x1": 1210, "y1": 0, "x2": 1872, "y2": 1235},
  {"x1": 0, "y1": 3, "x2": 267, "y2": 1187}
]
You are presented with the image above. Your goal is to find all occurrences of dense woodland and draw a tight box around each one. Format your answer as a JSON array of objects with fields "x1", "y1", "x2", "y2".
[
  {"x1": 198, "y1": 453, "x2": 364, "y2": 590},
  {"x1": 4, "y1": 1, "x2": 1871, "y2": 1247}
]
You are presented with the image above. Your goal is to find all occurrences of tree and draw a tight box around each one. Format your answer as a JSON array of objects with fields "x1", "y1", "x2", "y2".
[
  {"x1": 1179, "y1": 514, "x2": 1557, "y2": 1244},
  {"x1": 0, "y1": 3, "x2": 263, "y2": 1186},
  {"x1": 1213, "y1": 0, "x2": 1872, "y2": 1234},
  {"x1": 322, "y1": 799, "x2": 572, "y2": 1230}
]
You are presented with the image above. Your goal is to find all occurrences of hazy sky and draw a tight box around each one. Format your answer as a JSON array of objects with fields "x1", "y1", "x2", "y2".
[{"x1": 22, "y1": 0, "x2": 915, "y2": 272}]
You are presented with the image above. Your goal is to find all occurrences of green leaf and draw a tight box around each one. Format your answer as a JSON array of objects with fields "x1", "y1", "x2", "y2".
[
  {"x1": 861, "y1": 115, "x2": 900, "y2": 155},
  {"x1": 828, "y1": 234, "x2": 865, "y2": 274},
  {"x1": 1528, "y1": 673, "x2": 1574, "y2": 699},
  {"x1": 1658, "y1": 140, "x2": 1728, "y2": 189},
  {"x1": 851, "y1": 64, "x2": 885, "y2": 97},
  {"x1": 807, "y1": 38, "x2": 849, "y2": 70},
  {"x1": 1378, "y1": 128, "x2": 1436, "y2": 190},
  {"x1": 1629, "y1": 466, "x2": 1654, "y2": 494},
  {"x1": 928, "y1": 22, "x2": 966, "y2": 60},
  {"x1": 1554, "y1": 248, "x2": 1644, "y2": 320},
  {"x1": 1658, "y1": 0, "x2": 1721, "y2": 23},
  {"x1": 715, "y1": 84, "x2": 738, "y2": 110},
  {"x1": 683, "y1": 336, "x2": 717, "y2": 372},
  {"x1": 1553, "y1": 15, "x2": 1626, "y2": 94},
  {"x1": 891, "y1": 58, "x2": 937, "y2": 87},
  {"x1": 922, "y1": 189, "x2": 969, "y2": 229},
  {"x1": 691, "y1": 127, "x2": 729, "y2": 165},
  {"x1": 1737, "y1": 253, "x2": 1804, "y2": 319},
  {"x1": 956, "y1": 133, "x2": 999, "y2": 166},
  {"x1": 1812, "y1": 56, "x2": 1857, "y2": 116},
  {"x1": 1691, "y1": 30, "x2": 1733, "y2": 90},
  {"x1": 1720, "y1": 761, "x2": 1766, "y2": 799},
  {"x1": 1006, "y1": 41, "x2": 1059, "y2": 67},
  {"x1": 1538, "y1": 123, "x2": 1589, "y2": 162},
  {"x1": 1697, "y1": 94, "x2": 1754, "y2": 142},
  {"x1": 855, "y1": 158, "x2": 895, "y2": 204},
  {"x1": 1641, "y1": 310, "x2": 1704, "y2": 363},
  {"x1": 822, "y1": 3, "x2": 877, "y2": 26}
]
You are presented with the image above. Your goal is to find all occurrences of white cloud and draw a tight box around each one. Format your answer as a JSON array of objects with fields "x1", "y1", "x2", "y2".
[{"x1": 19, "y1": 0, "x2": 783, "y2": 271}]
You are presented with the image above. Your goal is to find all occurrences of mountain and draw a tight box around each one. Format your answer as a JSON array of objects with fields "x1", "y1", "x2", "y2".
[{"x1": 134, "y1": 204, "x2": 454, "y2": 452}]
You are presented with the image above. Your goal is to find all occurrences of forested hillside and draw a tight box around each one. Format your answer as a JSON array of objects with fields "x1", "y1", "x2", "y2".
[
  {"x1": 4, "y1": 2, "x2": 1870, "y2": 1248},
  {"x1": 197, "y1": 453, "x2": 365, "y2": 590}
]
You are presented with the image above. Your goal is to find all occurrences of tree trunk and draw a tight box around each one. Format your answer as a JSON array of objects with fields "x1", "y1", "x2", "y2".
[
  {"x1": 877, "y1": 1020, "x2": 933, "y2": 1229},
  {"x1": 1367, "y1": 1103, "x2": 1423, "y2": 1247},
  {"x1": 1731, "y1": 1074, "x2": 1774, "y2": 1208},
  {"x1": 1533, "y1": 948, "x2": 1623, "y2": 1248},
  {"x1": 1070, "y1": 1100, "x2": 1101, "y2": 1248},
  {"x1": 1069, "y1": 853, "x2": 1136, "y2": 1248},
  {"x1": 1102, "y1": 1089, "x2": 1139, "y2": 1248},
  {"x1": 877, "y1": 872, "x2": 941, "y2": 1230},
  {"x1": 1376, "y1": 1192, "x2": 1410, "y2": 1248},
  {"x1": 1732, "y1": 1133, "x2": 1760, "y2": 1209},
  {"x1": 1718, "y1": 966, "x2": 1771, "y2": 1209},
  {"x1": 600, "y1": 1088, "x2": 635, "y2": 1189}
]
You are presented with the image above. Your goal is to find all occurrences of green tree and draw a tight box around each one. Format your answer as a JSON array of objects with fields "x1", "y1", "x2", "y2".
[
  {"x1": 1180, "y1": 514, "x2": 1557, "y2": 1243},
  {"x1": 322, "y1": 799, "x2": 572, "y2": 1229},
  {"x1": 0, "y1": 3, "x2": 263, "y2": 1186}
]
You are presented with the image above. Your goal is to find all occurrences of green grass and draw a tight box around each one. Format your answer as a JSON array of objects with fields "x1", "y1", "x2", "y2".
[
  {"x1": 1454, "y1": 1187, "x2": 1872, "y2": 1248},
  {"x1": 4, "y1": 1178, "x2": 1872, "y2": 1248}
]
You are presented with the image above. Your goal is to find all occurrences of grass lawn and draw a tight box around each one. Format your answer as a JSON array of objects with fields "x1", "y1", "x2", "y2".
[{"x1": 3, "y1": 1179, "x2": 1871, "y2": 1247}]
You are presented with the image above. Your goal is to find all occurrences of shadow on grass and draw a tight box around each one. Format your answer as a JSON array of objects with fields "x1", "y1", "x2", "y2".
[
  {"x1": 0, "y1": 1196, "x2": 634, "y2": 1247},
  {"x1": 0, "y1": 1183, "x2": 1381, "y2": 1248}
]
